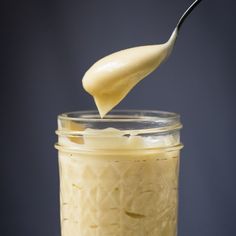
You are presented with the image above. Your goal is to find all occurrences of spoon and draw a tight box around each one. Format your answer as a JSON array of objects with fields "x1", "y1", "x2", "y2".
[{"x1": 82, "y1": 0, "x2": 203, "y2": 118}]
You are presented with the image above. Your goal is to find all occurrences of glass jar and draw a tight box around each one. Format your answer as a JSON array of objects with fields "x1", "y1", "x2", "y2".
[{"x1": 55, "y1": 110, "x2": 183, "y2": 236}]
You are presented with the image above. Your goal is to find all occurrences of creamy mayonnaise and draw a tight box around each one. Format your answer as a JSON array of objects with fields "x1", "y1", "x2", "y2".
[
  {"x1": 82, "y1": 29, "x2": 177, "y2": 118},
  {"x1": 58, "y1": 125, "x2": 181, "y2": 236},
  {"x1": 59, "y1": 127, "x2": 179, "y2": 151},
  {"x1": 56, "y1": 111, "x2": 182, "y2": 236}
]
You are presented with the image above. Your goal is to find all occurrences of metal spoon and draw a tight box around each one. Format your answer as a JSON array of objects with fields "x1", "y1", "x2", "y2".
[
  {"x1": 164, "y1": 0, "x2": 203, "y2": 63},
  {"x1": 83, "y1": 0, "x2": 203, "y2": 118},
  {"x1": 177, "y1": 0, "x2": 202, "y2": 31}
]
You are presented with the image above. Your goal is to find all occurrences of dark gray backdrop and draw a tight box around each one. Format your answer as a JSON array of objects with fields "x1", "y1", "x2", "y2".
[{"x1": 2, "y1": 0, "x2": 236, "y2": 235}]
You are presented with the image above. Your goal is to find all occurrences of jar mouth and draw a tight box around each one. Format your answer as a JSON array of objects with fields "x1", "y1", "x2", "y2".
[
  {"x1": 56, "y1": 110, "x2": 182, "y2": 136},
  {"x1": 57, "y1": 110, "x2": 182, "y2": 136},
  {"x1": 59, "y1": 110, "x2": 180, "y2": 122},
  {"x1": 56, "y1": 110, "x2": 183, "y2": 153}
]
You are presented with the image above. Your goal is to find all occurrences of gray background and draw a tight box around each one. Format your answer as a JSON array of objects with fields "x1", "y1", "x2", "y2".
[{"x1": 2, "y1": 0, "x2": 236, "y2": 235}]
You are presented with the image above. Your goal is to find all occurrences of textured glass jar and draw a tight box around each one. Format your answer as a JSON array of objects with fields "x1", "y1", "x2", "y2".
[{"x1": 55, "y1": 110, "x2": 183, "y2": 236}]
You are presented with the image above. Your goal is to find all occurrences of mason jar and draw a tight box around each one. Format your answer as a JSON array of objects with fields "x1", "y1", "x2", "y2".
[{"x1": 55, "y1": 110, "x2": 183, "y2": 236}]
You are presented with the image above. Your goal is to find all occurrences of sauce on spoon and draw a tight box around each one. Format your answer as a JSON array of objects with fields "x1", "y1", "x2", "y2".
[
  {"x1": 82, "y1": 0, "x2": 202, "y2": 118},
  {"x1": 82, "y1": 29, "x2": 177, "y2": 118}
]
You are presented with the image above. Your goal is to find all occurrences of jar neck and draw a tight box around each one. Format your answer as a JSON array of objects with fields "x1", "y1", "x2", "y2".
[{"x1": 55, "y1": 110, "x2": 183, "y2": 153}]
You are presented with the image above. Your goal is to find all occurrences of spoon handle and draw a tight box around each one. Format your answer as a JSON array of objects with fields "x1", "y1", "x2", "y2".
[{"x1": 177, "y1": 0, "x2": 202, "y2": 30}]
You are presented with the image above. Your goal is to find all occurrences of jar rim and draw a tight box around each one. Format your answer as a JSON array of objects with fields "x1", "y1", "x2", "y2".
[
  {"x1": 59, "y1": 109, "x2": 180, "y2": 122},
  {"x1": 57, "y1": 110, "x2": 182, "y2": 136},
  {"x1": 56, "y1": 110, "x2": 183, "y2": 152}
]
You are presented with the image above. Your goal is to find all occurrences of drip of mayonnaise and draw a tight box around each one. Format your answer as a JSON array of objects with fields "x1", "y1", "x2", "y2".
[{"x1": 82, "y1": 29, "x2": 177, "y2": 118}]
